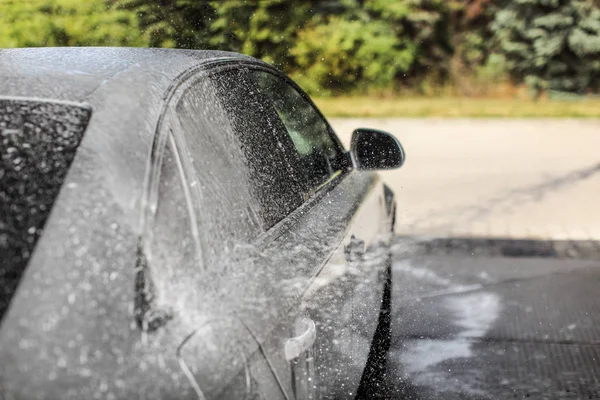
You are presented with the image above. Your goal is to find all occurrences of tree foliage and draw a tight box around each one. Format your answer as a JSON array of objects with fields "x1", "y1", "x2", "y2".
[
  {"x1": 117, "y1": 0, "x2": 323, "y2": 67},
  {"x1": 291, "y1": 17, "x2": 417, "y2": 95},
  {"x1": 492, "y1": 0, "x2": 600, "y2": 96},
  {"x1": 290, "y1": 0, "x2": 451, "y2": 94},
  {"x1": 0, "y1": 0, "x2": 146, "y2": 47},
  {"x1": 115, "y1": 0, "x2": 452, "y2": 93},
  {"x1": 1, "y1": 0, "x2": 599, "y2": 96}
]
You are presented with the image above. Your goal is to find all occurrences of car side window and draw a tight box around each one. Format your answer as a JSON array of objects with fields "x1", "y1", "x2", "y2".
[
  {"x1": 175, "y1": 76, "x2": 267, "y2": 261},
  {"x1": 169, "y1": 67, "x2": 347, "y2": 238},
  {"x1": 253, "y1": 70, "x2": 346, "y2": 191},
  {"x1": 205, "y1": 69, "x2": 310, "y2": 228}
]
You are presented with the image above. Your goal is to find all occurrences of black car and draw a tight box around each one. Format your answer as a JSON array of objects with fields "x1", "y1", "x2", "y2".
[{"x1": 0, "y1": 47, "x2": 404, "y2": 400}]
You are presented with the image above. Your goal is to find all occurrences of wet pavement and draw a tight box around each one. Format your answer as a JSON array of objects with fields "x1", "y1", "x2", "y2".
[
  {"x1": 386, "y1": 240, "x2": 600, "y2": 399},
  {"x1": 331, "y1": 119, "x2": 600, "y2": 241}
]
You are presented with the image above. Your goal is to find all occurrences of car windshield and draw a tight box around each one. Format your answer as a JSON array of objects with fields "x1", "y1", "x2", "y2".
[{"x1": 0, "y1": 99, "x2": 90, "y2": 320}]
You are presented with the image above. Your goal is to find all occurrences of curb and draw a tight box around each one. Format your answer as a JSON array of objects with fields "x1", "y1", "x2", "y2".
[{"x1": 394, "y1": 236, "x2": 600, "y2": 261}]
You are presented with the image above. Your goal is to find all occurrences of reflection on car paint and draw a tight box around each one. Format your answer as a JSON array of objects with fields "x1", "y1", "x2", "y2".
[{"x1": 176, "y1": 317, "x2": 253, "y2": 400}]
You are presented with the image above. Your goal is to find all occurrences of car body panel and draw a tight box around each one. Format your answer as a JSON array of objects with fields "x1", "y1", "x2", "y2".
[
  {"x1": 307, "y1": 177, "x2": 393, "y2": 399},
  {"x1": 0, "y1": 48, "x2": 260, "y2": 399},
  {"x1": 0, "y1": 48, "x2": 396, "y2": 400},
  {"x1": 250, "y1": 172, "x2": 393, "y2": 400},
  {"x1": 141, "y1": 62, "x2": 392, "y2": 399}
]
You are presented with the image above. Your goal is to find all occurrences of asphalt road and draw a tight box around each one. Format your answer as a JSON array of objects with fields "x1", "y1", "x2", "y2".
[
  {"x1": 328, "y1": 119, "x2": 600, "y2": 398},
  {"x1": 330, "y1": 119, "x2": 600, "y2": 241},
  {"x1": 386, "y1": 239, "x2": 600, "y2": 399}
]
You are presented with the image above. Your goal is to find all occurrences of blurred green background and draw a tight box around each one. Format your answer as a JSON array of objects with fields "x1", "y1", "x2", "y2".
[{"x1": 1, "y1": 0, "x2": 600, "y2": 116}]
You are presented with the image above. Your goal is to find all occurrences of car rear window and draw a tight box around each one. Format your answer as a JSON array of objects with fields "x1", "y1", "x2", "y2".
[{"x1": 0, "y1": 98, "x2": 91, "y2": 321}]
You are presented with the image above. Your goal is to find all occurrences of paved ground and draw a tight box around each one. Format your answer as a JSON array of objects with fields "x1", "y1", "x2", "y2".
[
  {"x1": 330, "y1": 119, "x2": 600, "y2": 240},
  {"x1": 385, "y1": 240, "x2": 600, "y2": 399},
  {"x1": 329, "y1": 119, "x2": 600, "y2": 398}
]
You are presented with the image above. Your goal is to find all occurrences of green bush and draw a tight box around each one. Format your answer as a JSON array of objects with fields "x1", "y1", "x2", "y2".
[
  {"x1": 0, "y1": 0, "x2": 147, "y2": 47},
  {"x1": 492, "y1": 0, "x2": 600, "y2": 97},
  {"x1": 290, "y1": 17, "x2": 416, "y2": 95},
  {"x1": 117, "y1": 0, "x2": 322, "y2": 68},
  {"x1": 2, "y1": 0, "x2": 599, "y2": 96}
]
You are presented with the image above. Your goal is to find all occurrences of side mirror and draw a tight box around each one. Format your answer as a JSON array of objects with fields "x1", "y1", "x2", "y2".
[{"x1": 350, "y1": 128, "x2": 405, "y2": 170}]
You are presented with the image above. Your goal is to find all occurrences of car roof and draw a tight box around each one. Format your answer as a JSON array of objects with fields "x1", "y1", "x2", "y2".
[{"x1": 0, "y1": 47, "x2": 252, "y2": 104}]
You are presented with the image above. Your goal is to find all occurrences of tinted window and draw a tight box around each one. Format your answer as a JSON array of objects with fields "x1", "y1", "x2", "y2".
[
  {"x1": 254, "y1": 71, "x2": 345, "y2": 190},
  {"x1": 175, "y1": 76, "x2": 265, "y2": 260},
  {"x1": 205, "y1": 70, "x2": 310, "y2": 228},
  {"x1": 0, "y1": 99, "x2": 90, "y2": 320}
]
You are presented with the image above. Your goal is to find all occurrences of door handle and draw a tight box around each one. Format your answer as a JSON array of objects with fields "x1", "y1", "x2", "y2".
[{"x1": 285, "y1": 317, "x2": 316, "y2": 361}]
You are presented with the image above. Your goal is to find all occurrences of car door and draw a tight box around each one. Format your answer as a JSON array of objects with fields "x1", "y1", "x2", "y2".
[
  {"x1": 172, "y1": 65, "x2": 348, "y2": 400},
  {"x1": 145, "y1": 62, "x2": 393, "y2": 400},
  {"x1": 138, "y1": 74, "x2": 290, "y2": 399},
  {"x1": 195, "y1": 65, "x2": 393, "y2": 400},
  {"x1": 248, "y1": 69, "x2": 395, "y2": 400}
]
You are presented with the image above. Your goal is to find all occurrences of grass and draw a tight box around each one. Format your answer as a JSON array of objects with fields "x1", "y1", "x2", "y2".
[{"x1": 313, "y1": 96, "x2": 600, "y2": 118}]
